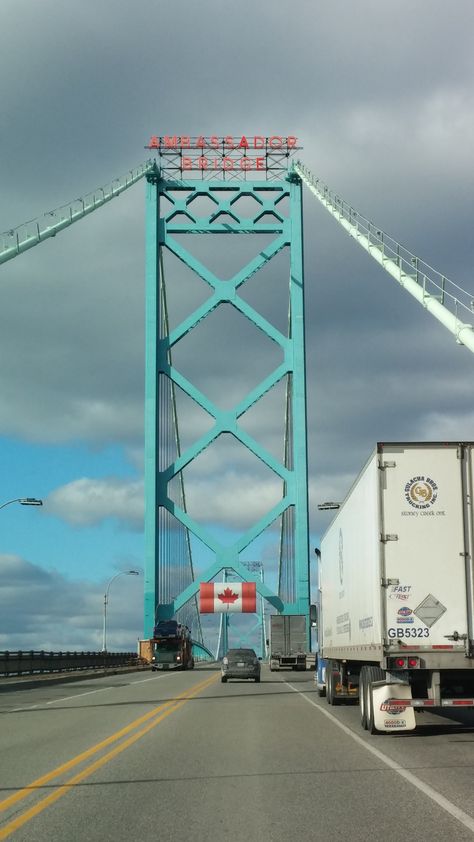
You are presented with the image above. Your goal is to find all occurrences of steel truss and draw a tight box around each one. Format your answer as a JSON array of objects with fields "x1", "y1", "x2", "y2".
[{"x1": 144, "y1": 171, "x2": 311, "y2": 641}]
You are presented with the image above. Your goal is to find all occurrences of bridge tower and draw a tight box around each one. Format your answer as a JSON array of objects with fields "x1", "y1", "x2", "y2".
[{"x1": 143, "y1": 138, "x2": 310, "y2": 642}]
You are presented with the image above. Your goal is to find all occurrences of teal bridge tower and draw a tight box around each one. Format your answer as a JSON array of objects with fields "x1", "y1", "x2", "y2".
[{"x1": 143, "y1": 137, "x2": 311, "y2": 643}]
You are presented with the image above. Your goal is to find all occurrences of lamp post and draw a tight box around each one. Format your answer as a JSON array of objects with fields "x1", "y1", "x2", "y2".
[
  {"x1": 0, "y1": 497, "x2": 43, "y2": 511},
  {"x1": 102, "y1": 570, "x2": 140, "y2": 653}
]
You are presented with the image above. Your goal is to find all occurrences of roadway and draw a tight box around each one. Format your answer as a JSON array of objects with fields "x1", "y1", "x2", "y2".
[{"x1": 1, "y1": 665, "x2": 474, "y2": 841}]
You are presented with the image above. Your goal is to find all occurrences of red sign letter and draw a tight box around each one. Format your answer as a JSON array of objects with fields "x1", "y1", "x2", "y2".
[
  {"x1": 253, "y1": 136, "x2": 265, "y2": 149},
  {"x1": 255, "y1": 157, "x2": 265, "y2": 170},
  {"x1": 182, "y1": 157, "x2": 193, "y2": 170},
  {"x1": 163, "y1": 135, "x2": 177, "y2": 148},
  {"x1": 269, "y1": 135, "x2": 283, "y2": 149}
]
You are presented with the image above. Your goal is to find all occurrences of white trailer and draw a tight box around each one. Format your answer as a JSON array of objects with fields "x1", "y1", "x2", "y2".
[{"x1": 317, "y1": 442, "x2": 474, "y2": 733}]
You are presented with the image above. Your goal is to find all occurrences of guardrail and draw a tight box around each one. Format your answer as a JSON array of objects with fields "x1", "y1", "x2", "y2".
[{"x1": 0, "y1": 650, "x2": 138, "y2": 677}]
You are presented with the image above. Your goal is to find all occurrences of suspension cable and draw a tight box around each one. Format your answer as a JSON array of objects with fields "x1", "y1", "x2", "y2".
[
  {"x1": 294, "y1": 161, "x2": 474, "y2": 354},
  {"x1": 0, "y1": 160, "x2": 157, "y2": 266}
]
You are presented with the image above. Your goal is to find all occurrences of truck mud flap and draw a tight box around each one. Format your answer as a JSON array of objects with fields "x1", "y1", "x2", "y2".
[{"x1": 372, "y1": 683, "x2": 416, "y2": 732}]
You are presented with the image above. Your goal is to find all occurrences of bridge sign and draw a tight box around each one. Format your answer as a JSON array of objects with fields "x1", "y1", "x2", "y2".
[
  {"x1": 199, "y1": 582, "x2": 257, "y2": 613},
  {"x1": 145, "y1": 135, "x2": 302, "y2": 180}
]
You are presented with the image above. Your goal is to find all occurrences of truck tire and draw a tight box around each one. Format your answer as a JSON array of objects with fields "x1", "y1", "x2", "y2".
[
  {"x1": 326, "y1": 662, "x2": 339, "y2": 706},
  {"x1": 365, "y1": 666, "x2": 385, "y2": 735},
  {"x1": 317, "y1": 685, "x2": 326, "y2": 698},
  {"x1": 359, "y1": 666, "x2": 369, "y2": 729}
]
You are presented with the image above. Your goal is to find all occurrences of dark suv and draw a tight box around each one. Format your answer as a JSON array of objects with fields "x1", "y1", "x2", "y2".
[{"x1": 221, "y1": 648, "x2": 261, "y2": 683}]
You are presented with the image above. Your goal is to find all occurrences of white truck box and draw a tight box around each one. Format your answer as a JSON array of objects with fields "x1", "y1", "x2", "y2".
[
  {"x1": 321, "y1": 442, "x2": 473, "y2": 661},
  {"x1": 318, "y1": 442, "x2": 474, "y2": 733}
]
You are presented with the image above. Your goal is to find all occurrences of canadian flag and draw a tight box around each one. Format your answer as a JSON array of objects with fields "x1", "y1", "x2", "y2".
[{"x1": 199, "y1": 582, "x2": 257, "y2": 613}]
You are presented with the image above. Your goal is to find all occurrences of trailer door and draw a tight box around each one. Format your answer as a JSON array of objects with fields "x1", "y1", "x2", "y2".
[{"x1": 381, "y1": 444, "x2": 469, "y2": 649}]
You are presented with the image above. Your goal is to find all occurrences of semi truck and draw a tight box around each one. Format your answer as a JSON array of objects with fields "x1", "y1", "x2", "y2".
[
  {"x1": 316, "y1": 442, "x2": 474, "y2": 733},
  {"x1": 269, "y1": 614, "x2": 307, "y2": 670},
  {"x1": 139, "y1": 620, "x2": 194, "y2": 670}
]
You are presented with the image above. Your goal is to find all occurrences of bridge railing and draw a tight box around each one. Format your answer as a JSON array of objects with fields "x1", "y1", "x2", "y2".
[
  {"x1": 295, "y1": 161, "x2": 474, "y2": 326},
  {"x1": 0, "y1": 650, "x2": 138, "y2": 677},
  {"x1": 0, "y1": 160, "x2": 155, "y2": 265}
]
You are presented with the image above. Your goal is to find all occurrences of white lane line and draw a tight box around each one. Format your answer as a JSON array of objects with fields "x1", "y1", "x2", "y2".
[
  {"x1": 7, "y1": 672, "x2": 177, "y2": 710},
  {"x1": 130, "y1": 673, "x2": 176, "y2": 684},
  {"x1": 46, "y1": 687, "x2": 112, "y2": 705},
  {"x1": 286, "y1": 682, "x2": 474, "y2": 835}
]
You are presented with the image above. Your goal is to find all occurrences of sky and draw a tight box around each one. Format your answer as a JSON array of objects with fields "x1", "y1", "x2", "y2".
[{"x1": 0, "y1": 0, "x2": 473, "y2": 653}]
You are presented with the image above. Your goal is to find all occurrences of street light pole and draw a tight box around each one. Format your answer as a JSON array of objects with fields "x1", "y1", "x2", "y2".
[
  {"x1": 102, "y1": 570, "x2": 140, "y2": 653},
  {"x1": 0, "y1": 498, "x2": 43, "y2": 511}
]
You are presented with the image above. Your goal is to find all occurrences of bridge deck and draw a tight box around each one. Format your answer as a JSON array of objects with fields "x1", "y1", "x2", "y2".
[{"x1": 2, "y1": 666, "x2": 474, "y2": 840}]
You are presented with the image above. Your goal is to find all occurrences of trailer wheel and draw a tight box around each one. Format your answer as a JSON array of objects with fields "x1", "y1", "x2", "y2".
[
  {"x1": 366, "y1": 666, "x2": 385, "y2": 735},
  {"x1": 326, "y1": 662, "x2": 339, "y2": 706},
  {"x1": 326, "y1": 664, "x2": 333, "y2": 704}
]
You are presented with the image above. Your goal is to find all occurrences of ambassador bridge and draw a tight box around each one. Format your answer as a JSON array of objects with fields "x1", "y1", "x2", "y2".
[{"x1": 2, "y1": 136, "x2": 474, "y2": 659}]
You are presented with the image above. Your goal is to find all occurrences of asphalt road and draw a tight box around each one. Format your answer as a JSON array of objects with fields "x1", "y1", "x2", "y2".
[{"x1": 2, "y1": 665, "x2": 474, "y2": 841}]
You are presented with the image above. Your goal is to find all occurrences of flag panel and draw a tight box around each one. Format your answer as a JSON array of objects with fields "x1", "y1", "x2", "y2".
[{"x1": 199, "y1": 581, "x2": 257, "y2": 613}]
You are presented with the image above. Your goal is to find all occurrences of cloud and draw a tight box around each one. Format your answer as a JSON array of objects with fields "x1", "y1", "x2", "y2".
[
  {"x1": 0, "y1": 554, "x2": 143, "y2": 651},
  {"x1": 45, "y1": 477, "x2": 144, "y2": 528}
]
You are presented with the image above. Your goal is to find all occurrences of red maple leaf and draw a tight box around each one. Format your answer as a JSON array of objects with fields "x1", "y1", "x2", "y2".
[{"x1": 217, "y1": 587, "x2": 239, "y2": 604}]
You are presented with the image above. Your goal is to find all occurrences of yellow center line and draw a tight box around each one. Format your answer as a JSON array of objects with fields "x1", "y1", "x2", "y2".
[
  {"x1": 0, "y1": 672, "x2": 218, "y2": 840},
  {"x1": 0, "y1": 672, "x2": 217, "y2": 815}
]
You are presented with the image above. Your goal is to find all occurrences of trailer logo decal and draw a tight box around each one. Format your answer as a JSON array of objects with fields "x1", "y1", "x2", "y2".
[
  {"x1": 405, "y1": 476, "x2": 438, "y2": 509},
  {"x1": 380, "y1": 699, "x2": 407, "y2": 715},
  {"x1": 398, "y1": 606, "x2": 413, "y2": 617}
]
